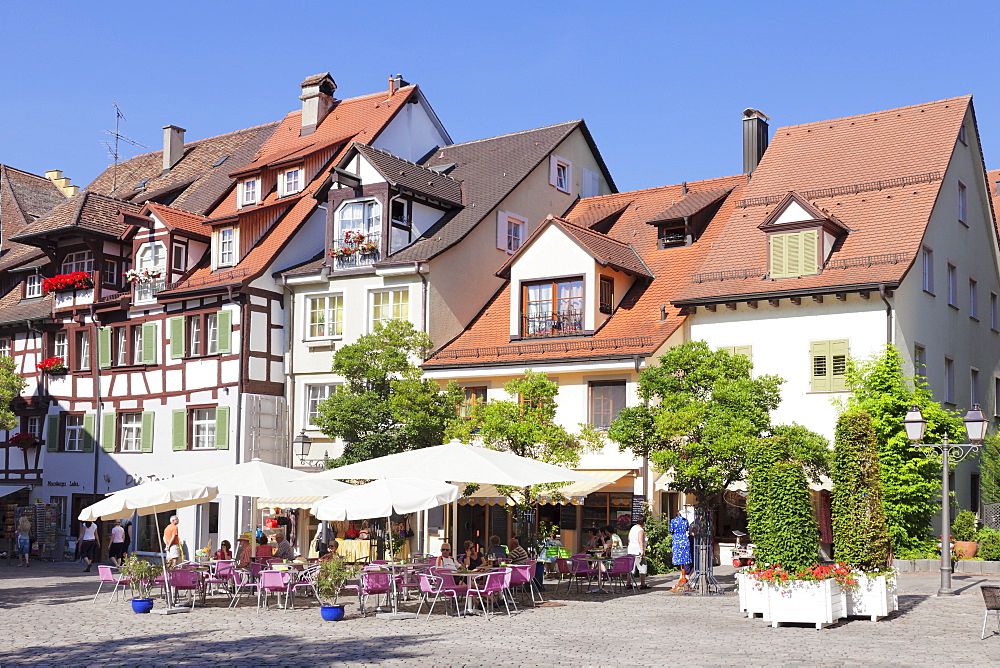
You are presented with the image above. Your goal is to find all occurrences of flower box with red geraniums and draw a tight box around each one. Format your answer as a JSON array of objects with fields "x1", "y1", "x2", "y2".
[
  {"x1": 330, "y1": 246, "x2": 358, "y2": 258},
  {"x1": 747, "y1": 563, "x2": 855, "y2": 629},
  {"x1": 42, "y1": 272, "x2": 94, "y2": 293},
  {"x1": 7, "y1": 432, "x2": 38, "y2": 451},
  {"x1": 357, "y1": 241, "x2": 379, "y2": 254},
  {"x1": 37, "y1": 356, "x2": 66, "y2": 374}
]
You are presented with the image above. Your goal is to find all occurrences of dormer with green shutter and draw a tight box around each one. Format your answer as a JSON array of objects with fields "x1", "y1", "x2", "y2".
[{"x1": 759, "y1": 192, "x2": 849, "y2": 279}]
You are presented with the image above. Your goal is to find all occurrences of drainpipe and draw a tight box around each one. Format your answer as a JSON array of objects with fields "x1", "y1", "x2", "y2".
[
  {"x1": 231, "y1": 292, "x2": 246, "y2": 533},
  {"x1": 88, "y1": 307, "x2": 103, "y2": 509},
  {"x1": 413, "y1": 260, "x2": 429, "y2": 554},
  {"x1": 878, "y1": 284, "x2": 893, "y2": 345}
]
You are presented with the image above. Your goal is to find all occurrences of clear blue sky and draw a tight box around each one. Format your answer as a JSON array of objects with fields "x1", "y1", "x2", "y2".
[{"x1": 3, "y1": 1, "x2": 1000, "y2": 192}]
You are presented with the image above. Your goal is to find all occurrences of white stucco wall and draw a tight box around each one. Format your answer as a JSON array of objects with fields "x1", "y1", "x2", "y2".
[{"x1": 371, "y1": 94, "x2": 450, "y2": 163}]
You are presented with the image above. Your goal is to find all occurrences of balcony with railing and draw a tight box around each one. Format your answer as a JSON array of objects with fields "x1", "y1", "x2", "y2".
[
  {"x1": 132, "y1": 278, "x2": 166, "y2": 304},
  {"x1": 329, "y1": 231, "x2": 382, "y2": 270},
  {"x1": 522, "y1": 310, "x2": 585, "y2": 338},
  {"x1": 48, "y1": 271, "x2": 98, "y2": 309}
]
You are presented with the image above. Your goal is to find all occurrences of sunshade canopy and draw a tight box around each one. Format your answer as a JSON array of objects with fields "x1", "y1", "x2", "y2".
[
  {"x1": 175, "y1": 458, "x2": 310, "y2": 498},
  {"x1": 255, "y1": 476, "x2": 354, "y2": 509},
  {"x1": 311, "y1": 478, "x2": 460, "y2": 521},
  {"x1": 309, "y1": 440, "x2": 596, "y2": 486},
  {"x1": 459, "y1": 470, "x2": 633, "y2": 506},
  {"x1": 0, "y1": 484, "x2": 26, "y2": 499},
  {"x1": 78, "y1": 480, "x2": 218, "y2": 521}
]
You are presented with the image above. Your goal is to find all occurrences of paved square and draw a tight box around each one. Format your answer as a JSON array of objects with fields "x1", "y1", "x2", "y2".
[{"x1": 1, "y1": 562, "x2": 997, "y2": 666}]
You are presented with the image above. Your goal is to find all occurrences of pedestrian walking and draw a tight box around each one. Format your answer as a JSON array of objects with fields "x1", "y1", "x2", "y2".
[
  {"x1": 79, "y1": 521, "x2": 100, "y2": 572},
  {"x1": 17, "y1": 514, "x2": 32, "y2": 567},
  {"x1": 628, "y1": 517, "x2": 648, "y2": 589},
  {"x1": 108, "y1": 520, "x2": 126, "y2": 567},
  {"x1": 163, "y1": 515, "x2": 180, "y2": 567}
]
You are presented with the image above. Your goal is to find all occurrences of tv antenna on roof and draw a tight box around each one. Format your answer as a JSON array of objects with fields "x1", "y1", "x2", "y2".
[{"x1": 100, "y1": 102, "x2": 146, "y2": 192}]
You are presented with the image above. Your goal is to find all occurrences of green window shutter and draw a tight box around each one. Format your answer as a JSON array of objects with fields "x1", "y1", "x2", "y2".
[
  {"x1": 216, "y1": 310, "x2": 232, "y2": 354},
  {"x1": 101, "y1": 412, "x2": 116, "y2": 453},
  {"x1": 830, "y1": 339, "x2": 849, "y2": 391},
  {"x1": 82, "y1": 413, "x2": 96, "y2": 453},
  {"x1": 169, "y1": 317, "x2": 186, "y2": 359},
  {"x1": 141, "y1": 412, "x2": 155, "y2": 453},
  {"x1": 802, "y1": 230, "x2": 819, "y2": 275},
  {"x1": 98, "y1": 327, "x2": 112, "y2": 369},
  {"x1": 769, "y1": 234, "x2": 787, "y2": 278},
  {"x1": 172, "y1": 409, "x2": 188, "y2": 451},
  {"x1": 810, "y1": 340, "x2": 832, "y2": 392},
  {"x1": 142, "y1": 323, "x2": 157, "y2": 364},
  {"x1": 46, "y1": 414, "x2": 61, "y2": 452},
  {"x1": 734, "y1": 345, "x2": 753, "y2": 360},
  {"x1": 214, "y1": 406, "x2": 230, "y2": 450}
]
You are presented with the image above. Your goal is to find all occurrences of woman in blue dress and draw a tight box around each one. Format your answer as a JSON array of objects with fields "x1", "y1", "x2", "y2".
[{"x1": 670, "y1": 512, "x2": 692, "y2": 590}]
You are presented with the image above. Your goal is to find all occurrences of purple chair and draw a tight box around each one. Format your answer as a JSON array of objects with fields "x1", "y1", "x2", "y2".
[
  {"x1": 608, "y1": 556, "x2": 637, "y2": 594},
  {"x1": 508, "y1": 563, "x2": 543, "y2": 606},
  {"x1": 167, "y1": 568, "x2": 203, "y2": 608},
  {"x1": 249, "y1": 562, "x2": 265, "y2": 581},
  {"x1": 204, "y1": 562, "x2": 235, "y2": 596},
  {"x1": 228, "y1": 569, "x2": 260, "y2": 608},
  {"x1": 568, "y1": 557, "x2": 598, "y2": 594},
  {"x1": 358, "y1": 569, "x2": 392, "y2": 617},
  {"x1": 257, "y1": 570, "x2": 291, "y2": 612},
  {"x1": 93, "y1": 565, "x2": 131, "y2": 604},
  {"x1": 466, "y1": 569, "x2": 512, "y2": 618},
  {"x1": 416, "y1": 573, "x2": 463, "y2": 618},
  {"x1": 290, "y1": 565, "x2": 320, "y2": 608},
  {"x1": 431, "y1": 568, "x2": 469, "y2": 596}
]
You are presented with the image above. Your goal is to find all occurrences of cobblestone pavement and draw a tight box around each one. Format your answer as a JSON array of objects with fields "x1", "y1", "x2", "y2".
[{"x1": 1, "y1": 561, "x2": 998, "y2": 666}]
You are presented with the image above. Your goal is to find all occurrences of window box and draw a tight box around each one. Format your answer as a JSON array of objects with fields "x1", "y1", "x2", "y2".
[
  {"x1": 329, "y1": 229, "x2": 381, "y2": 266},
  {"x1": 37, "y1": 356, "x2": 67, "y2": 374},
  {"x1": 7, "y1": 432, "x2": 39, "y2": 451},
  {"x1": 42, "y1": 272, "x2": 94, "y2": 294},
  {"x1": 124, "y1": 268, "x2": 163, "y2": 285}
]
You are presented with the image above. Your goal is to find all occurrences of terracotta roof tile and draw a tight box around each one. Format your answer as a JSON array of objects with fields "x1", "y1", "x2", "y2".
[
  {"x1": 649, "y1": 188, "x2": 733, "y2": 222},
  {"x1": 0, "y1": 286, "x2": 52, "y2": 326},
  {"x1": 0, "y1": 165, "x2": 65, "y2": 272},
  {"x1": 144, "y1": 202, "x2": 210, "y2": 238},
  {"x1": 12, "y1": 191, "x2": 142, "y2": 241}
]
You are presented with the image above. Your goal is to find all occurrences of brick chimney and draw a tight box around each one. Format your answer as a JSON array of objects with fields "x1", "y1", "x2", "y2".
[
  {"x1": 742, "y1": 108, "x2": 770, "y2": 175},
  {"x1": 44, "y1": 170, "x2": 79, "y2": 198},
  {"x1": 162, "y1": 125, "x2": 186, "y2": 171},
  {"x1": 300, "y1": 73, "x2": 337, "y2": 136}
]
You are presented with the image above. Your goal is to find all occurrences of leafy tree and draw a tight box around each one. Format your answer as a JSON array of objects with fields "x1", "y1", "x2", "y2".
[
  {"x1": 0, "y1": 356, "x2": 26, "y2": 430},
  {"x1": 314, "y1": 320, "x2": 463, "y2": 465},
  {"x1": 842, "y1": 344, "x2": 964, "y2": 553},
  {"x1": 608, "y1": 341, "x2": 828, "y2": 509},
  {"x1": 981, "y1": 433, "x2": 1000, "y2": 505},
  {"x1": 831, "y1": 409, "x2": 891, "y2": 571},
  {"x1": 449, "y1": 370, "x2": 601, "y2": 527}
]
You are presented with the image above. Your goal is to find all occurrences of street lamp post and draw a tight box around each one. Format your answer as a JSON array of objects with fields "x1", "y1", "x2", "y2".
[
  {"x1": 904, "y1": 404, "x2": 988, "y2": 596},
  {"x1": 292, "y1": 431, "x2": 330, "y2": 468}
]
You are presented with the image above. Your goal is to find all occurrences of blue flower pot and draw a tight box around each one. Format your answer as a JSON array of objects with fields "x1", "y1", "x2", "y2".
[
  {"x1": 131, "y1": 598, "x2": 154, "y2": 614},
  {"x1": 320, "y1": 605, "x2": 345, "y2": 621}
]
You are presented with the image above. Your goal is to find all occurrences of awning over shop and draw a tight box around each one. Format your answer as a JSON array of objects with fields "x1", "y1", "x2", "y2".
[
  {"x1": 654, "y1": 472, "x2": 832, "y2": 493},
  {"x1": 458, "y1": 470, "x2": 633, "y2": 506},
  {"x1": 256, "y1": 496, "x2": 324, "y2": 510},
  {"x1": 0, "y1": 484, "x2": 27, "y2": 499}
]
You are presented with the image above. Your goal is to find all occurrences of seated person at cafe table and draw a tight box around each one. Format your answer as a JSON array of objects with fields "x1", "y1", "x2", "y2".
[
  {"x1": 319, "y1": 540, "x2": 341, "y2": 562},
  {"x1": 461, "y1": 540, "x2": 485, "y2": 569},
  {"x1": 486, "y1": 535, "x2": 507, "y2": 563},
  {"x1": 214, "y1": 540, "x2": 233, "y2": 561},
  {"x1": 507, "y1": 538, "x2": 528, "y2": 564},
  {"x1": 436, "y1": 544, "x2": 460, "y2": 569},
  {"x1": 236, "y1": 536, "x2": 253, "y2": 568},
  {"x1": 273, "y1": 532, "x2": 295, "y2": 561},
  {"x1": 255, "y1": 535, "x2": 274, "y2": 559}
]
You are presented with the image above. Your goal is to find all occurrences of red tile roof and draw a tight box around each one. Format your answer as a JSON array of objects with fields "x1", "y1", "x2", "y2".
[{"x1": 143, "y1": 202, "x2": 210, "y2": 238}]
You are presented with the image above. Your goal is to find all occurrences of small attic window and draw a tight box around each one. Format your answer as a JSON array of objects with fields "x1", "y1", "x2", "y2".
[
  {"x1": 136, "y1": 178, "x2": 152, "y2": 191},
  {"x1": 769, "y1": 230, "x2": 819, "y2": 279},
  {"x1": 213, "y1": 155, "x2": 230, "y2": 167},
  {"x1": 658, "y1": 224, "x2": 687, "y2": 249},
  {"x1": 958, "y1": 125, "x2": 967, "y2": 145}
]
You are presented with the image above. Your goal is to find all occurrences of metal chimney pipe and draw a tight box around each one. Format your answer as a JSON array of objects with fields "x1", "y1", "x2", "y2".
[{"x1": 742, "y1": 109, "x2": 770, "y2": 175}]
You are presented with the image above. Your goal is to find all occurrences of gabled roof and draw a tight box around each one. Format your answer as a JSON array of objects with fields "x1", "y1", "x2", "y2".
[
  {"x1": 0, "y1": 286, "x2": 52, "y2": 327},
  {"x1": 424, "y1": 175, "x2": 745, "y2": 368},
  {"x1": 11, "y1": 191, "x2": 141, "y2": 242},
  {"x1": 496, "y1": 216, "x2": 652, "y2": 279},
  {"x1": 161, "y1": 86, "x2": 421, "y2": 295},
  {"x1": 649, "y1": 188, "x2": 732, "y2": 223},
  {"x1": 143, "y1": 202, "x2": 210, "y2": 239},
  {"x1": 0, "y1": 165, "x2": 65, "y2": 272},
  {"x1": 674, "y1": 96, "x2": 972, "y2": 304},
  {"x1": 387, "y1": 120, "x2": 615, "y2": 263},
  {"x1": 86, "y1": 123, "x2": 279, "y2": 216},
  {"x1": 349, "y1": 142, "x2": 463, "y2": 206}
]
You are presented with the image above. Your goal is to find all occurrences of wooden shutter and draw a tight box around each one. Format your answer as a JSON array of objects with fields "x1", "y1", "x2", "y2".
[
  {"x1": 172, "y1": 409, "x2": 187, "y2": 451},
  {"x1": 830, "y1": 339, "x2": 849, "y2": 391},
  {"x1": 46, "y1": 414, "x2": 60, "y2": 452},
  {"x1": 141, "y1": 412, "x2": 155, "y2": 453},
  {"x1": 734, "y1": 345, "x2": 753, "y2": 360},
  {"x1": 802, "y1": 230, "x2": 819, "y2": 275},
  {"x1": 97, "y1": 327, "x2": 112, "y2": 368},
  {"x1": 810, "y1": 340, "x2": 831, "y2": 392},
  {"x1": 214, "y1": 407, "x2": 230, "y2": 450},
  {"x1": 769, "y1": 235, "x2": 787, "y2": 278},
  {"x1": 549, "y1": 156, "x2": 559, "y2": 186},
  {"x1": 786, "y1": 232, "x2": 802, "y2": 277},
  {"x1": 82, "y1": 413, "x2": 96, "y2": 453},
  {"x1": 142, "y1": 323, "x2": 157, "y2": 364},
  {"x1": 169, "y1": 317, "x2": 186, "y2": 359},
  {"x1": 216, "y1": 310, "x2": 232, "y2": 354},
  {"x1": 102, "y1": 412, "x2": 116, "y2": 453},
  {"x1": 496, "y1": 212, "x2": 509, "y2": 250}
]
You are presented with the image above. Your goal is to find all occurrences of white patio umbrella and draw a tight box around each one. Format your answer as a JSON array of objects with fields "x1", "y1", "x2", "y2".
[
  {"x1": 175, "y1": 458, "x2": 313, "y2": 498},
  {"x1": 311, "y1": 478, "x2": 461, "y2": 521},
  {"x1": 78, "y1": 480, "x2": 218, "y2": 614},
  {"x1": 307, "y1": 440, "x2": 597, "y2": 486}
]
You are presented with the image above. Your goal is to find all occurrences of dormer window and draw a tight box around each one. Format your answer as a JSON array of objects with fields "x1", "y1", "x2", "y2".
[
  {"x1": 522, "y1": 277, "x2": 584, "y2": 338},
  {"x1": 61, "y1": 251, "x2": 94, "y2": 274},
  {"x1": 332, "y1": 199, "x2": 381, "y2": 268},
  {"x1": 134, "y1": 242, "x2": 167, "y2": 303},
  {"x1": 769, "y1": 230, "x2": 818, "y2": 279},
  {"x1": 25, "y1": 274, "x2": 42, "y2": 298},
  {"x1": 759, "y1": 192, "x2": 848, "y2": 280},
  {"x1": 239, "y1": 178, "x2": 259, "y2": 207},
  {"x1": 279, "y1": 167, "x2": 302, "y2": 197},
  {"x1": 218, "y1": 227, "x2": 236, "y2": 267}
]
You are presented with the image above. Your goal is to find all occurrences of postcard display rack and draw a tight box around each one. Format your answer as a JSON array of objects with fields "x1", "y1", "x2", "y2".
[
  {"x1": 2, "y1": 503, "x2": 15, "y2": 560},
  {"x1": 17, "y1": 504, "x2": 59, "y2": 560}
]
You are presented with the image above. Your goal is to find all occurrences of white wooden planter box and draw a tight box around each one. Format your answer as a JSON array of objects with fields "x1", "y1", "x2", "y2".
[
  {"x1": 736, "y1": 572, "x2": 769, "y2": 619},
  {"x1": 844, "y1": 572, "x2": 898, "y2": 621},
  {"x1": 765, "y1": 579, "x2": 844, "y2": 629}
]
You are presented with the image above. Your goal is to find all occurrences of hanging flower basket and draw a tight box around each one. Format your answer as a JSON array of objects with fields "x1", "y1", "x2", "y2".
[
  {"x1": 342, "y1": 230, "x2": 367, "y2": 244},
  {"x1": 330, "y1": 246, "x2": 358, "y2": 258},
  {"x1": 123, "y1": 268, "x2": 162, "y2": 285},
  {"x1": 37, "y1": 356, "x2": 66, "y2": 374},
  {"x1": 7, "y1": 432, "x2": 38, "y2": 451},
  {"x1": 42, "y1": 272, "x2": 94, "y2": 293},
  {"x1": 357, "y1": 241, "x2": 379, "y2": 254}
]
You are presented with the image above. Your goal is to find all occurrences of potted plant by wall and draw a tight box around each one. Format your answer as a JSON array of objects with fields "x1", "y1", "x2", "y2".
[
  {"x1": 952, "y1": 510, "x2": 980, "y2": 560},
  {"x1": 118, "y1": 554, "x2": 162, "y2": 613},
  {"x1": 831, "y1": 409, "x2": 898, "y2": 620},
  {"x1": 36, "y1": 357, "x2": 66, "y2": 375},
  {"x1": 315, "y1": 558, "x2": 360, "y2": 621},
  {"x1": 8, "y1": 432, "x2": 38, "y2": 451}
]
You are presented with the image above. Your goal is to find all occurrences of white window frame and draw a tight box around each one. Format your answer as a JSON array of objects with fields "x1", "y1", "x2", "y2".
[
  {"x1": 0, "y1": 338, "x2": 11, "y2": 358},
  {"x1": 78, "y1": 331, "x2": 90, "y2": 371},
  {"x1": 192, "y1": 408, "x2": 217, "y2": 450},
  {"x1": 61, "y1": 251, "x2": 94, "y2": 274},
  {"x1": 218, "y1": 227, "x2": 236, "y2": 267},
  {"x1": 172, "y1": 243, "x2": 186, "y2": 272},
  {"x1": 947, "y1": 263, "x2": 958, "y2": 307},
  {"x1": 115, "y1": 327, "x2": 128, "y2": 366},
  {"x1": 306, "y1": 294, "x2": 344, "y2": 339},
  {"x1": 25, "y1": 274, "x2": 42, "y2": 298},
  {"x1": 370, "y1": 288, "x2": 409, "y2": 331},
  {"x1": 958, "y1": 180, "x2": 968, "y2": 224},
  {"x1": 279, "y1": 166, "x2": 303, "y2": 197},
  {"x1": 305, "y1": 384, "x2": 337, "y2": 427},
  {"x1": 134, "y1": 241, "x2": 167, "y2": 304},
  {"x1": 120, "y1": 412, "x2": 142, "y2": 453},
  {"x1": 921, "y1": 246, "x2": 934, "y2": 294},
  {"x1": 497, "y1": 211, "x2": 526, "y2": 253},
  {"x1": 206, "y1": 313, "x2": 219, "y2": 355},
  {"x1": 132, "y1": 326, "x2": 144, "y2": 365},
  {"x1": 54, "y1": 332, "x2": 68, "y2": 360},
  {"x1": 550, "y1": 155, "x2": 572, "y2": 193},
  {"x1": 239, "y1": 177, "x2": 259, "y2": 207},
  {"x1": 189, "y1": 316, "x2": 202, "y2": 356},
  {"x1": 64, "y1": 415, "x2": 84, "y2": 452},
  {"x1": 26, "y1": 416, "x2": 40, "y2": 438},
  {"x1": 335, "y1": 199, "x2": 381, "y2": 238}
]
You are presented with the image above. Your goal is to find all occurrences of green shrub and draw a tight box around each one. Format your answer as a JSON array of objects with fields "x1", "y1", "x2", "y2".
[
  {"x1": 977, "y1": 528, "x2": 1000, "y2": 561},
  {"x1": 952, "y1": 510, "x2": 979, "y2": 542},
  {"x1": 643, "y1": 513, "x2": 677, "y2": 576}
]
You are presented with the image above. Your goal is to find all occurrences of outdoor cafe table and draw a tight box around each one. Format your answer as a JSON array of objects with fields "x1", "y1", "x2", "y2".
[
  {"x1": 374, "y1": 562, "x2": 427, "y2": 614},
  {"x1": 440, "y1": 568, "x2": 504, "y2": 616},
  {"x1": 582, "y1": 556, "x2": 615, "y2": 594}
]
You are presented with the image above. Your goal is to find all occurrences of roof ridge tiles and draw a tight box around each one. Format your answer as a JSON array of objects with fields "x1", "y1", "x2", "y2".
[
  {"x1": 108, "y1": 121, "x2": 282, "y2": 163},
  {"x1": 577, "y1": 174, "x2": 744, "y2": 202},
  {"x1": 353, "y1": 142, "x2": 462, "y2": 183},
  {"x1": 440, "y1": 120, "x2": 581, "y2": 149},
  {"x1": 778, "y1": 95, "x2": 972, "y2": 132}
]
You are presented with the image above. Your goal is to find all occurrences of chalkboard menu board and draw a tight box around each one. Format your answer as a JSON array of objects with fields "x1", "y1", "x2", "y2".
[
  {"x1": 559, "y1": 504, "x2": 577, "y2": 531},
  {"x1": 490, "y1": 505, "x2": 509, "y2": 543},
  {"x1": 631, "y1": 495, "x2": 646, "y2": 523}
]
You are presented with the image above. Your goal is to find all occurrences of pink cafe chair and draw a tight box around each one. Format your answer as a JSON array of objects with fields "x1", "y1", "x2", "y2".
[
  {"x1": 608, "y1": 556, "x2": 637, "y2": 594},
  {"x1": 431, "y1": 568, "x2": 469, "y2": 597},
  {"x1": 466, "y1": 569, "x2": 513, "y2": 618},
  {"x1": 508, "y1": 563, "x2": 543, "y2": 606},
  {"x1": 93, "y1": 565, "x2": 131, "y2": 604},
  {"x1": 358, "y1": 569, "x2": 392, "y2": 617},
  {"x1": 257, "y1": 569, "x2": 291, "y2": 612},
  {"x1": 290, "y1": 565, "x2": 321, "y2": 609},
  {"x1": 167, "y1": 568, "x2": 203, "y2": 608},
  {"x1": 228, "y1": 569, "x2": 260, "y2": 608},
  {"x1": 416, "y1": 573, "x2": 463, "y2": 618},
  {"x1": 204, "y1": 562, "x2": 235, "y2": 596}
]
